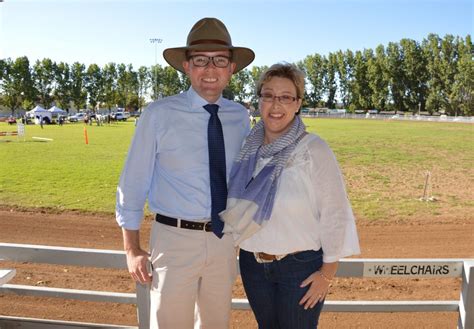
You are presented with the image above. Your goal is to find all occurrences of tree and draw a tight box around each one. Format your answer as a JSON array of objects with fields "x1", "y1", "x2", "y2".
[
  {"x1": 400, "y1": 39, "x2": 428, "y2": 113},
  {"x1": 386, "y1": 42, "x2": 406, "y2": 112},
  {"x1": 125, "y1": 65, "x2": 139, "y2": 111},
  {"x1": 368, "y1": 45, "x2": 389, "y2": 112},
  {"x1": 150, "y1": 64, "x2": 162, "y2": 100},
  {"x1": 441, "y1": 35, "x2": 461, "y2": 115},
  {"x1": 54, "y1": 62, "x2": 72, "y2": 111},
  {"x1": 300, "y1": 54, "x2": 326, "y2": 107},
  {"x1": 178, "y1": 71, "x2": 191, "y2": 94},
  {"x1": 335, "y1": 50, "x2": 354, "y2": 109},
  {"x1": 0, "y1": 57, "x2": 35, "y2": 115},
  {"x1": 101, "y1": 63, "x2": 118, "y2": 111},
  {"x1": 70, "y1": 62, "x2": 87, "y2": 110},
  {"x1": 350, "y1": 50, "x2": 373, "y2": 112},
  {"x1": 325, "y1": 53, "x2": 338, "y2": 109},
  {"x1": 116, "y1": 63, "x2": 128, "y2": 108},
  {"x1": 451, "y1": 35, "x2": 473, "y2": 116},
  {"x1": 248, "y1": 65, "x2": 267, "y2": 109},
  {"x1": 85, "y1": 64, "x2": 102, "y2": 112},
  {"x1": 423, "y1": 34, "x2": 446, "y2": 114},
  {"x1": 33, "y1": 58, "x2": 56, "y2": 108},
  {"x1": 137, "y1": 66, "x2": 149, "y2": 112},
  {"x1": 159, "y1": 66, "x2": 182, "y2": 97},
  {"x1": 226, "y1": 69, "x2": 251, "y2": 103}
]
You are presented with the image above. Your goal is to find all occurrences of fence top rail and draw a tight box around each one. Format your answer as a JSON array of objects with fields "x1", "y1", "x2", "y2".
[
  {"x1": 0, "y1": 243, "x2": 127, "y2": 269},
  {"x1": 1, "y1": 243, "x2": 472, "y2": 278},
  {"x1": 0, "y1": 243, "x2": 124, "y2": 255}
]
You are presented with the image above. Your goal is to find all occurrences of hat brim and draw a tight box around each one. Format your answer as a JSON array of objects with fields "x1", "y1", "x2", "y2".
[{"x1": 163, "y1": 44, "x2": 255, "y2": 74}]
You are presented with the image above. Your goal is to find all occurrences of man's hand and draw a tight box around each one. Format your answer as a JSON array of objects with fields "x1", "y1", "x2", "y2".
[
  {"x1": 122, "y1": 228, "x2": 152, "y2": 284},
  {"x1": 126, "y1": 247, "x2": 152, "y2": 284}
]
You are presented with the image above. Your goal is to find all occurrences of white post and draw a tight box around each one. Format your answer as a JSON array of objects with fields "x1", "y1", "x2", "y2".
[
  {"x1": 136, "y1": 282, "x2": 150, "y2": 329},
  {"x1": 458, "y1": 261, "x2": 474, "y2": 329}
]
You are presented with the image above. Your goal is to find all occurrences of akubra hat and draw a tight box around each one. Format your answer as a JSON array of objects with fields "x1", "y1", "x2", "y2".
[{"x1": 163, "y1": 17, "x2": 255, "y2": 74}]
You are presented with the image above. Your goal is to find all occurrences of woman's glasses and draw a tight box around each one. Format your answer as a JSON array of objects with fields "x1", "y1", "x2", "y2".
[{"x1": 259, "y1": 93, "x2": 298, "y2": 104}]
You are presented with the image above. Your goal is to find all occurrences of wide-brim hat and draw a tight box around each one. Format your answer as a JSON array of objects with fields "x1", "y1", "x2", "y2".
[{"x1": 163, "y1": 17, "x2": 255, "y2": 74}]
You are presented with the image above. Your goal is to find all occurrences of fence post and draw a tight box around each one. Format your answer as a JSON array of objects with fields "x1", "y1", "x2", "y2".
[
  {"x1": 136, "y1": 282, "x2": 150, "y2": 329},
  {"x1": 458, "y1": 261, "x2": 474, "y2": 329}
]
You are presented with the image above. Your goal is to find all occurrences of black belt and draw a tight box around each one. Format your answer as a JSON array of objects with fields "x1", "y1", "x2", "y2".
[{"x1": 155, "y1": 214, "x2": 212, "y2": 232}]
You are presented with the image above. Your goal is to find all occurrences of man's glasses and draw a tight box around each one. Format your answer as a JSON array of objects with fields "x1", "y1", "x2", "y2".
[
  {"x1": 259, "y1": 93, "x2": 298, "y2": 104},
  {"x1": 188, "y1": 55, "x2": 231, "y2": 68}
]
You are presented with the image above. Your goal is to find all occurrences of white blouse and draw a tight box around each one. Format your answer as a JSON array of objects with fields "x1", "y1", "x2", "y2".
[{"x1": 239, "y1": 133, "x2": 360, "y2": 263}]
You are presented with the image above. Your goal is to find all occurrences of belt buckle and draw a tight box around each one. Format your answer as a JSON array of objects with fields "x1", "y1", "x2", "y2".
[
  {"x1": 274, "y1": 254, "x2": 287, "y2": 261},
  {"x1": 254, "y1": 252, "x2": 274, "y2": 264}
]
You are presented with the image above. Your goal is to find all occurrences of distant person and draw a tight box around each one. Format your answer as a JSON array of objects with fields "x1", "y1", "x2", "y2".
[
  {"x1": 220, "y1": 63, "x2": 360, "y2": 328},
  {"x1": 116, "y1": 17, "x2": 255, "y2": 328},
  {"x1": 39, "y1": 116, "x2": 43, "y2": 129},
  {"x1": 250, "y1": 114, "x2": 257, "y2": 126}
]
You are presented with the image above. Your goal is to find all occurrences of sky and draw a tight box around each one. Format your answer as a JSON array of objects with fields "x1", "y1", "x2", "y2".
[{"x1": 0, "y1": 0, "x2": 472, "y2": 70}]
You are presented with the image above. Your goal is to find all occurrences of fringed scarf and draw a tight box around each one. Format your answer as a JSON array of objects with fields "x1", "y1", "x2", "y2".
[{"x1": 220, "y1": 115, "x2": 306, "y2": 244}]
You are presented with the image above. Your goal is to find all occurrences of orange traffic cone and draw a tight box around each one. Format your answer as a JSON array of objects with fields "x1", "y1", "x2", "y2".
[{"x1": 84, "y1": 126, "x2": 89, "y2": 145}]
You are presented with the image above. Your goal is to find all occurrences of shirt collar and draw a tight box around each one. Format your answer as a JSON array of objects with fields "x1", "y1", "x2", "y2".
[{"x1": 187, "y1": 86, "x2": 224, "y2": 111}]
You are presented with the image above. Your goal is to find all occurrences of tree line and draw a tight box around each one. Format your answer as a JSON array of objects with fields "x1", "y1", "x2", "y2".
[{"x1": 0, "y1": 33, "x2": 472, "y2": 116}]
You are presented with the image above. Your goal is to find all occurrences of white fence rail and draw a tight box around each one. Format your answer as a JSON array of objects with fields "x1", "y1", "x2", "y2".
[
  {"x1": 0, "y1": 243, "x2": 472, "y2": 328},
  {"x1": 302, "y1": 112, "x2": 474, "y2": 123}
]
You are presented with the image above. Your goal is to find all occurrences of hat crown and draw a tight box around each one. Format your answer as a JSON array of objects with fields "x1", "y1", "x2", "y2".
[
  {"x1": 186, "y1": 17, "x2": 232, "y2": 48},
  {"x1": 163, "y1": 17, "x2": 254, "y2": 74}
]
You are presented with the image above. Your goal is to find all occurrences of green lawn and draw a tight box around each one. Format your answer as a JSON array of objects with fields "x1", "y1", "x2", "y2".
[{"x1": 1, "y1": 118, "x2": 472, "y2": 221}]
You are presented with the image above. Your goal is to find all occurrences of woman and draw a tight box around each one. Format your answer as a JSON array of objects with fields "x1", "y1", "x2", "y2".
[{"x1": 220, "y1": 63, "x2": 360, "y2": 328}]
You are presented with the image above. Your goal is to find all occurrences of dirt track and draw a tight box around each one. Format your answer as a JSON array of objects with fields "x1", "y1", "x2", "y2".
[{"x1": 0, "y1": 208, "x2": 473, "y2": 328}]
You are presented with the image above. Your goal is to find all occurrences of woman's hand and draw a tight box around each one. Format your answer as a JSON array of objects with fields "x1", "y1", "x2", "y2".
[
  {"x1": 299, "y1": 271, "x2": 331, "y2": 309},
  {"x1": 299, "y1": 261, "x2": 338, "y2": 309}
]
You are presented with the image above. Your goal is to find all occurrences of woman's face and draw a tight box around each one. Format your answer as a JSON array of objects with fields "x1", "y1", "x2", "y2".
[{"x1": 259, "y1": 76, "x2": 302, "y2": 144}]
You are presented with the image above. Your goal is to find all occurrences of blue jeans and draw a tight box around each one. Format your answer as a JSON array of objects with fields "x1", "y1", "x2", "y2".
[{"x1": 239, "y1": 249, "x2": 325, "y2": 329}]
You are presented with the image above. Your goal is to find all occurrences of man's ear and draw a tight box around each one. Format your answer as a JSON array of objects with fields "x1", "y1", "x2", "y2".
[
  {"x1": 231, "y1": 62, "x2": 237, "y2": 74},
  {"x1": 182, "y1": 61, "x2": 190, "y2": 75}
]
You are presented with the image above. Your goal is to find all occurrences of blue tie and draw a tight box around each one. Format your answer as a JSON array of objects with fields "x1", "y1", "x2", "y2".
[{"x1": 203, "y1": 104, "x2": 227, "y2": 238}]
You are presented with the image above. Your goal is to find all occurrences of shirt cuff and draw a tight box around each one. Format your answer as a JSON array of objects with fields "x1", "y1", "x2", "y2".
[
  {"x1": 323, "y1": 254, "x2": 341, "y2": 263},
  {"x1": 323, "y1": 247, "x2": 361, "y2": 263},
  {"x1": 115, "y1": 206, "x2": 144, "y2": 230}
]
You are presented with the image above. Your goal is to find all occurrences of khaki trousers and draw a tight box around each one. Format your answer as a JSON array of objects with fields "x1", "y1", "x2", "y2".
[{"x1": 149, "y1": 221, "x2": 237, "y2": 329}]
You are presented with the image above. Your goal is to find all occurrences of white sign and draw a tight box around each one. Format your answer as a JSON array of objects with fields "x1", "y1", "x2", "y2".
[
  {"x1": 363, "y1": 262, "x2": 462, "y2": 278},
  {"x1": 17, "y1": 123, "x2": 25, "y2": 137}
]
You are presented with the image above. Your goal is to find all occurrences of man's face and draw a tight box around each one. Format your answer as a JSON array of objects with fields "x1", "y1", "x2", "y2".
[{"x1": 182, "y1": 50, "x2": 236, "y2": 103}]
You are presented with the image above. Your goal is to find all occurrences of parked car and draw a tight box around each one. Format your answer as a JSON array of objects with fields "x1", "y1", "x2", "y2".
[
  {"x1": 68, "y1": 113, "x2": 85, "y2": 122},
  {"x1": 7, "y1": 116, "x2": 17, "y2": 125},
  {"x1": 114, "y1": 111, "x2": 130, "y2": 121}
]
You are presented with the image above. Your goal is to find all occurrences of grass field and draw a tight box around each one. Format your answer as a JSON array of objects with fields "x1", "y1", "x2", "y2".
[{"x1": 0, "y1": 118, "x2": 472, "y2": 222}]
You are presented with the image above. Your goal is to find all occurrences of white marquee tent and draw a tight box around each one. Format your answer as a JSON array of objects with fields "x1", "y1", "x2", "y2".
[
  {"x1": 48, "y1": 106, "x2": 66, "y2": 116},
  {"x1": 27, "y1": 105, "x2": 52, "y2": 124}
]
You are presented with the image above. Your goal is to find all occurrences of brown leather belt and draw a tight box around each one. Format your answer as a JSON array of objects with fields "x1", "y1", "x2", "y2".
[
  {"x1": 155, "y1": 214, "x2": 212, "y2": 232},
  {"x1": 256, "y1": 252, "x2": 281, "y2": 261},
  {"x1": 254, "y1": 251, "x2": 300, "y2": 263}
]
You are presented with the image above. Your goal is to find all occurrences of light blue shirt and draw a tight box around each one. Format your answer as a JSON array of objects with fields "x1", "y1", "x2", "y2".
[{"x1": 116, "y1": 87, "x2": 250, "y2": 230}]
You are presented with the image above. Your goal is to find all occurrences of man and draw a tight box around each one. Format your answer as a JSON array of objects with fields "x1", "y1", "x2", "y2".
[{"x1": 115, "y1": 17, "x2": 254, "y2": 328}]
